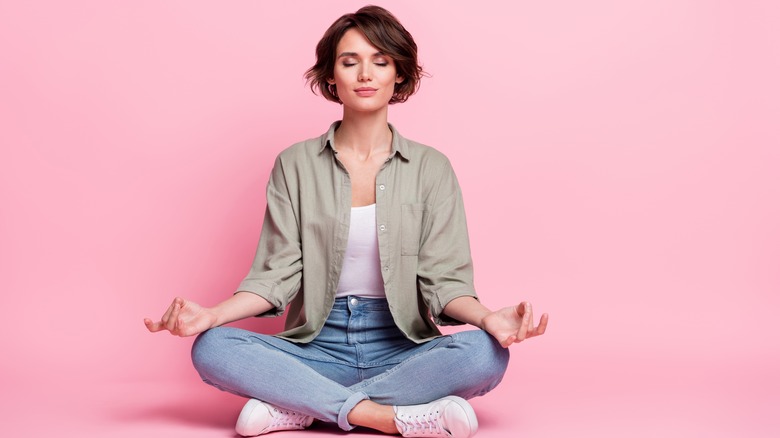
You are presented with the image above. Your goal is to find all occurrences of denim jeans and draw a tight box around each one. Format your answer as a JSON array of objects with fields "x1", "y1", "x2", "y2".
[{"x1": 191, "y1": 296, "x2": 509, "y2": 431}]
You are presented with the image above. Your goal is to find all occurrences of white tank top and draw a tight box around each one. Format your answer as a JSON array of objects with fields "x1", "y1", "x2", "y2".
[{"x1": 335, "y1": 204, "x2": 386, "y2": 299}]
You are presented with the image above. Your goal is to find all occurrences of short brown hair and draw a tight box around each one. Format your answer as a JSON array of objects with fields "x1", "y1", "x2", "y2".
[{"x1": 305, "y1": 5, "x2": 424, "y2": 104}]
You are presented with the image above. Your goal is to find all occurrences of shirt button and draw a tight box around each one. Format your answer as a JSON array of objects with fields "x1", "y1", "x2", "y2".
[
  {"x1": 379, "y1": 184, "x2": 386, "y2": 190},
  {"x1": 379, "y1": 224, "x2": 386, "y2": 231},
  {"x1": 350, "y1": 297, "x2": 358, "y2": 306},
  {"x1": 383, "y1": 266, "x2": 389, "y2": 271}
]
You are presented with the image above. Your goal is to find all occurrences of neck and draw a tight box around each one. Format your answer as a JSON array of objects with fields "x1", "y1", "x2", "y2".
[{"x1": 335, "y1": 107, "x2": 392, "y2": 157}]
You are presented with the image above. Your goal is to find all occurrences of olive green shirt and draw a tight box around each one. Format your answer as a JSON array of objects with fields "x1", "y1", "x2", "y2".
[{"x1": 236, "y1": 121, "x2": 478, "y2": 343}]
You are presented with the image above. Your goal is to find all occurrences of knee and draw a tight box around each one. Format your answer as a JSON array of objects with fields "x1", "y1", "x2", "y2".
[
  {"x1": 191, "y1": 326, "x2": 236, "y2": 376},
  {"x1": 452, "y1": 330, "x2": 510, "y2": 380}
]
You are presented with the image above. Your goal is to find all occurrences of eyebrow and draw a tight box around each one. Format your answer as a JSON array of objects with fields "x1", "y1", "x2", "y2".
[{"x1": 337, "y1": 51, "x2": 386, "y2": 58}]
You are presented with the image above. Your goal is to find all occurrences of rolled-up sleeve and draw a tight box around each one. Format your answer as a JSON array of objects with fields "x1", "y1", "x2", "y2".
[
  {"x1": 235, "y1": 156, "x2": 302, "y2": 316},
  {"x1": 416, "y1": 158, "x2": 478, "y2": 325}
]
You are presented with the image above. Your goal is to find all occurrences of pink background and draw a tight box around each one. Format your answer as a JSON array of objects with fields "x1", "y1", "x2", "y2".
[{"x1": 1, "y1": 1, "x2": 778, "y2": 436}]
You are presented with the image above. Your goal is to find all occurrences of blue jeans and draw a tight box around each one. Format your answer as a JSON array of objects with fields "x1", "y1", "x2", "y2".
[{"x1": 191, "y1": 296, "x2": 509, "y2": 431}]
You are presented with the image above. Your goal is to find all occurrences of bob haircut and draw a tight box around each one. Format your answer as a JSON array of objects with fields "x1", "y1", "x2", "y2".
[{"x1": 305, "y1": 5, "x2": 424, "y2": 105}]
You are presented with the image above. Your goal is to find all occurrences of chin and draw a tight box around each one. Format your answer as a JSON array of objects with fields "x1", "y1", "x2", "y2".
[{"x1": 344, "y1": 102, "x2": 389, "y2": 113}]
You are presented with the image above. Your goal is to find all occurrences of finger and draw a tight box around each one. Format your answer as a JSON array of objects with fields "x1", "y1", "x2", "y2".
[
  {"x1": 535, "y1": 313, "x2": 549, "y2": 336},
  {"x1": 526, "y1": 302, "x2": 534, "y2": 334},
  {"x1": 144, "y1": 318, "x2": 164, "y2": 333},
  {"x1": 515, "y1": 302, "x2": 526, "y2": 318},
  {"x1": 503, "y1": 335, "x2": 516, "y2": 348},
  {"x1": 518, "y1": 303, "x2": 530, "y2": 341},
  {"x1": 178, "y1": 320, "x2": 192, "y2": 337},
  {"x1": 173, "y1": 303, "x2": 186, "y2": 335},
  {"x1": 160, "y1": 298, "x2": 178, "y2": 325},
  {"x1": 166, "y1": 301, "x2": 181, "y2": 332},
  {"x1": 175, "y1": 316, "x2": 185, "y2": 337}
]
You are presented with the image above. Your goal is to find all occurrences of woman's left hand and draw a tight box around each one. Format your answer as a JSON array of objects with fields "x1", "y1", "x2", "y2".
[{"x1": 481, "y1": 302, "x2": 548, "y2": 348}]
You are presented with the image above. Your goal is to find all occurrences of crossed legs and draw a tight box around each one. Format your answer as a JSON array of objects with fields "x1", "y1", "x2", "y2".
[{"x1": 191, "y1": 327, "x2": 509, "y2": 433}]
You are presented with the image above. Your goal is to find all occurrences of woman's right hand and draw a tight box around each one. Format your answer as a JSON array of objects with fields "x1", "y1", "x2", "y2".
[{"x1": 144, "y1": 297, "x2": 217, "y2": 337}]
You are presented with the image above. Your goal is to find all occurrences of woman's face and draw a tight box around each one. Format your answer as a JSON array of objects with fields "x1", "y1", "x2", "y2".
[{"x1": 329, "y1": 28, "x2": 403, "y2": 113}]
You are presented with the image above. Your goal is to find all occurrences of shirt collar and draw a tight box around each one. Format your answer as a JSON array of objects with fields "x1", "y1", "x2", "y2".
[{"x1": 319, "y1": 120, "x2": 410, "y2": 161}]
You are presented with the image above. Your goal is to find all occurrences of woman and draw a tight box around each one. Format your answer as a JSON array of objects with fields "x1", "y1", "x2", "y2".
[{"x1": 144, "y1": 6, "x2": 548, "y2": 438}]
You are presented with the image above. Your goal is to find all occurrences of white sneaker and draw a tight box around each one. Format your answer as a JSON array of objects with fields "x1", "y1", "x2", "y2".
[
  {"x1": 235, "y1": 399, "x2": 314, "y2": 436},
  {"x1": 393, "y1": 396, "x2": 478, "y2": 438}
]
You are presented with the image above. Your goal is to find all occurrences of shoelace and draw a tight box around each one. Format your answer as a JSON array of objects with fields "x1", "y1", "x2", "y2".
[
  {"x1": 266, "y1": 407, "x2": 311, "y2": 431},
  {"x1": 397, "y1": 410, "x2": 448, "y2": 437}
]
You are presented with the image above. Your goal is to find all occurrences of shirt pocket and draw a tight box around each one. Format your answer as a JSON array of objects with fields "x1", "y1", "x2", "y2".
[{"x1": 401, "y1": 203, "x2": 427, "y2": 256}]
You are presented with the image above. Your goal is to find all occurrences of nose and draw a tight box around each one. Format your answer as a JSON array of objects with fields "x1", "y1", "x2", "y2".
[{"x1": 358, "y1": 64, "x2": 372, "y2": 82}]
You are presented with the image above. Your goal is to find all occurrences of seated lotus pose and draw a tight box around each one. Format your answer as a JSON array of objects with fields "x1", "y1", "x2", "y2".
[{"x1": 145, "y1": 5, "x2": 548, "y2": 438}]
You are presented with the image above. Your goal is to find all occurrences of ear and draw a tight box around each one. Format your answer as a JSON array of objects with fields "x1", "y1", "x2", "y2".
[
  {"x1": 395, "y1": 75, "x2": 405, "y2": 84},
  {"x1": 327, "y1": 78, "x2": 336, "y2": 85}
]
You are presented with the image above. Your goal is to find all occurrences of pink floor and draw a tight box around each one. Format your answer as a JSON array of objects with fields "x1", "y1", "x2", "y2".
[{"x1": 5, "y1": 351, "x2": 778, "y2": 437}]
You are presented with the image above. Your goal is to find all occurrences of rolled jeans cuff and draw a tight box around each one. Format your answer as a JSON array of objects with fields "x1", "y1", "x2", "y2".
[{"x1": 337, "y1": 391, "x2": 369, "y2": 431}]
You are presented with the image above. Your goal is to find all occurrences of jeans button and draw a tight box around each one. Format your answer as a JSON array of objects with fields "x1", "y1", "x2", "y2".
[{"x1": 350, "y1": 297, "x2": 358, "y2": 306}]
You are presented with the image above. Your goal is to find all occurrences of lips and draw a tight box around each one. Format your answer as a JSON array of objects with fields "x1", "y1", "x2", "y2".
[{"x1": 354, "y1": 87, "x2": 378, "y2": 97}]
